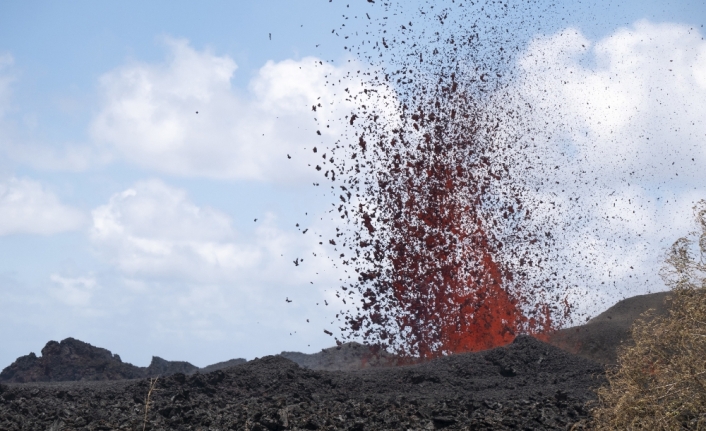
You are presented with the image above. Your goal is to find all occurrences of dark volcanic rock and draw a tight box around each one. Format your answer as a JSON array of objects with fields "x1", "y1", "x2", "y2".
[
  {"x1": 199, "y1": 358, "x2": 247, "y2": 374},
  {"x1": 0, "y1": 338, "x2": 245, "y2": 384},
  {"x1": 0, "y1": 336, "x2": 604, "y2": 430},
  {"x1": 145, "y1": 357, "x2": 199, "y2": 377},
  {"x1": 0, "y1": 338, "x2": 145, "y2": 383},
  {"x1": 548, "y1": 291, "x2": 671, "y2": 364},
  {"x1": 280, "y1": 342, "x2": 397, "y2": 371}
]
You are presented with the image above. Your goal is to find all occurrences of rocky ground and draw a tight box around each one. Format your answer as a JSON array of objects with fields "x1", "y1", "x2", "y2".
[
  {"x1": 0, "y1": 336, "x2": 604, "y2": 430},
  {"x1": 280, "y1": 342, "x2": 398, "y2": 372},
  {"x1": 0, "y1": 338, "x2": 395, "y2": 385},
  {"x1": 0, "y1": 291, "x2": 673, "y2": 430}
]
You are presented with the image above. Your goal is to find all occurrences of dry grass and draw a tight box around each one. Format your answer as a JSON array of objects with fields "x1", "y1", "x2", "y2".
[
  {"x1": 142, "y1": 377, "x2": 158, "y2": 431},
  {"x1": 590, "y1": 201, "x2": 706, "y2": 430}
]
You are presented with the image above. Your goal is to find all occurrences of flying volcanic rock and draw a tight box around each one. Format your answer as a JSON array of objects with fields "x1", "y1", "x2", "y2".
[{"x1": 310, "y1": 0, "x2": 577, "y2": 359}]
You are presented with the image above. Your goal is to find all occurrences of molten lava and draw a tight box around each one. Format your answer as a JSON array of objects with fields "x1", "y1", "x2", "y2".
[
  {"x1": 312, "y1": 1, "x2": 570, "y2": 359},
  {"x1": 326, "y1": 89, "x2": 559, "y2": 359},
  {"x1": 385, "y1": 155, "x2": 526, "y2": 357}
]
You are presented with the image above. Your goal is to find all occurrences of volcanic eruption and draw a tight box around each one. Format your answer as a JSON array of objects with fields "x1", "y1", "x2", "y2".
[{"x1": 309, "y1": 0, "x2": 573, "y2": 360}]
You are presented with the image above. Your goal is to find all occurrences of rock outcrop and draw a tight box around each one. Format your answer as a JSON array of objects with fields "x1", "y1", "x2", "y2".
[
  {"x1": 0, "y1": 338, "x2": 144, "y2": 383},
  {"x1": 280, "y1": 341, "x2": 397, "y2": 371},
  {"x1": 0, "y1": 336, "x2": 605, "y2": 430},
  {"x1": 0, "y1": 338, "x2": 246, "y2": 383}
]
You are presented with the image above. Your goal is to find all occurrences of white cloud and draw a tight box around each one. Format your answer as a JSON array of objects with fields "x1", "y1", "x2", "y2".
[
  {"x1": 517, "y1": 21, "x2": 706, "y2": 185},
  {"x1": 0, "y1": 177, "x2": 85, "y2": 235},
  {"x1": 83, "y1": 179, "x2": 351, "y2": 358},
  {"x1": 1, "y1": 41, "x2": 383, "y2": 179},
  {"x1": 511, "y1": 21, "x2": 706, "y2": 316},
  {"x1": 90, "y1": 38, "x2": 357, "y2": 181},
  {"x1": 90, "y1": 179, "x2": 341, "y2": 285},
  {"x1": 90, "y1": 179, "x2": 256, "y2": 280}
]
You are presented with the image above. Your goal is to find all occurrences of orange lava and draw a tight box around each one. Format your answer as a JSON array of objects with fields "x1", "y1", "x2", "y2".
[
  {"x1": 321, "y1": 4, "x2": 568, "y2": 358},
  {"x1": 328, "y1": 88, "x2": 559, "y2": 358},
  {"x1": 378, "y1": 146, "x2": 551, "y2": 358}
]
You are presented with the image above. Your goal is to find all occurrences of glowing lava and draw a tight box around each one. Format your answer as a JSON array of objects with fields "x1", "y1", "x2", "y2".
[{"x1": 313, "y1": 1, "x2": 570, "y2": 359}]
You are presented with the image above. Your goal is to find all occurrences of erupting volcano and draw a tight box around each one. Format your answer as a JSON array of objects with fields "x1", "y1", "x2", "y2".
[{"x1": 310, "y1": 1, "x2": 572, "y2": 359}]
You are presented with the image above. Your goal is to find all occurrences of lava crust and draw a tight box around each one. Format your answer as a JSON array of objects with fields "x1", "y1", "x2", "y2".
[{"x1": 0, "y1": 336, "x2": 604, "y2": 431}]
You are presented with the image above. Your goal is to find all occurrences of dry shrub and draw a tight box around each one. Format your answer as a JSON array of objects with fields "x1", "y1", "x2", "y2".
[
  {"x1": 142, "y1": 377, "x2": 158, "y2": 431},
  {"x1": 591, "y1": 201, "x2": 706, "y2": 430}
]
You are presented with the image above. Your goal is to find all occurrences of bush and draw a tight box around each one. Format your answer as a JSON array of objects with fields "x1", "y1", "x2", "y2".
[{"x1": 591, "y1": 201, "x2": 706, "y2": 430}]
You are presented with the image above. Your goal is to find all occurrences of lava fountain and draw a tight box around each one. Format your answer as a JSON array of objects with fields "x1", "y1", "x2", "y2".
[{"x1": 313, "y1": 1, "x2": 571, "y2": 359}]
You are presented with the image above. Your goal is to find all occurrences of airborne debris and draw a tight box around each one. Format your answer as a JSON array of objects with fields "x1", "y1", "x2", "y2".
[{"x1": 307, "y1": 0, "x2": 575, "y2": 359}]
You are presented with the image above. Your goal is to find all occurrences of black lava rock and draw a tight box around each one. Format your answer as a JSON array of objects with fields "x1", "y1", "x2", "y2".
[{"x1": 0, "y1": 336, "x2": 605, "y2": 430}]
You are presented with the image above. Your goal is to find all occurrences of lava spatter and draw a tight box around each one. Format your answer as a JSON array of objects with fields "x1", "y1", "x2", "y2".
[{"x1": 312, "y1": 0, "x2": 572, "y2": 359}]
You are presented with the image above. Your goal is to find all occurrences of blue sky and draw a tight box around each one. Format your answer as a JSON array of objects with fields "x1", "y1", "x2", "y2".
[{"x1": 0, "y1": 0, "x2": 705, "y2": 368}]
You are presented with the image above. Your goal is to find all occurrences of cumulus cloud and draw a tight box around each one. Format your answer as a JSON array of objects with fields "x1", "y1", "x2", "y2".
[
  {"x1": 91, "y1": 38, "x2": 358, "y2": 182},
  {"x1": 512, "y1": 21, "x2": 706, "y2": 314},
  {"x1": 83, "y1": 178, "x2": 350, "y2": 357},
  {"x1": 0, "y1": 177, "x2": 85, "y2": 235},
  {"x1": 91, "y1": 179, "x2": 256, "y2": 280},
  {"x1": 1, "y1": 41, "x2": 381, "y2": 179},
  {"x1": 518, "y1": 21, "x2": 706, "y2": 185},
  {"x1": 90, "y1": 179, "x2": 340, "y2": 285}
]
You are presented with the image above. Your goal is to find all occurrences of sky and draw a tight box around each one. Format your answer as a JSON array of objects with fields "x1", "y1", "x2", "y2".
[{"x1": 0, "y1": 0, "x2": 705, "y2": 369}]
